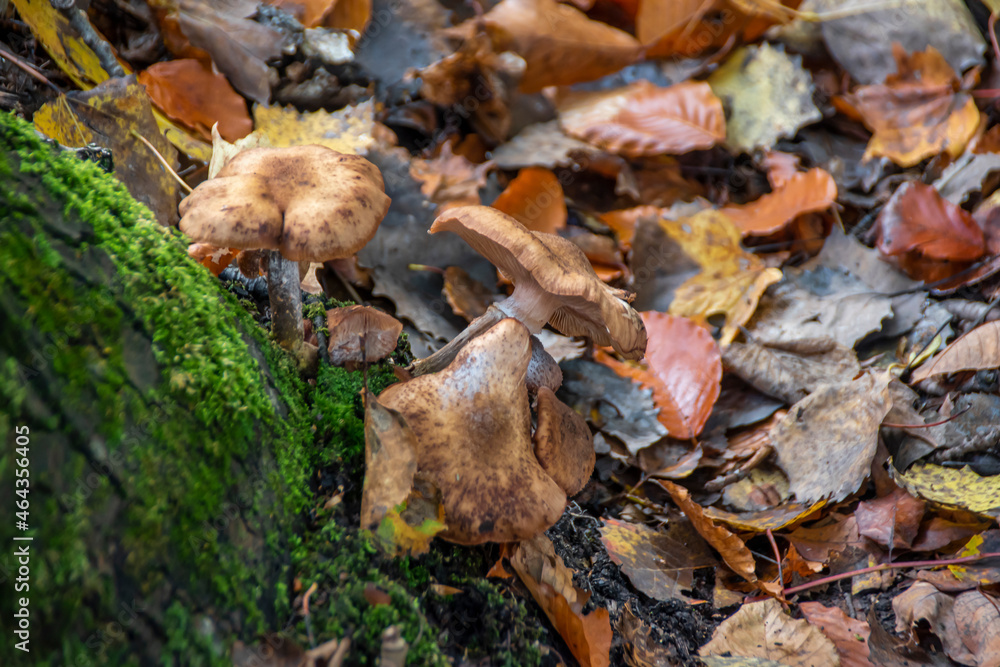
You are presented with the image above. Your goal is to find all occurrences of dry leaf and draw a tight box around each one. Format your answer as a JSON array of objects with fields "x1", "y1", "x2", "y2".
[
  {"x1": 891, "y1": 461, "x2": 1000, "y2": 519},
  {"x1": 252, "y1": 100, "x2": 377, "y2": 154},
  {"x1": 704, "y1": 502, "x2": 825, "y2": 534},
  {"x1": 491, "y1": 167, "x2": 567, "y2": 234},
  {"x1": 855, "y1": 488, "x2": 926, "y2": 550},
  {"x1": 597, "y1": 312, "x2": 720, "y2": 439},
  {"x1": 599, "y1": 518, "x2": 717, "y2": 603},
  {"x1": 719, "y1": 169, "x2": 837, "y2": 237},
  {"x1": 911, "y1": 321, "x2": 1000, "y2": 382},
  {"x1": 799, "y1": 601, "x2": 874, "y2": 667},
  {"x1": 771, "y1": 373, "x2": 892, "y2": 504},
  {"x1": 892, "y1": 582, "x2": 1000, "y2": 667},
  {"x1": 409, "y1": 141, "x2": 492, "y2": 208},
  {"x1": 557, "y1": 81, "x2": 725, "y2": 157},
  {"x1": 843, "y1": 46, "x2": 979, "y2": 167},
  {"x1": 361, "y1": 390, "x2": 419, "y2": 529},
  {"x1": 510, "y1": 534, "x2": 612, "y2": 667},
  {"x1": 656, "y1": 480, "x2": 757, "y2": 583},
  {"x1": 700, "y1": 599, "x2": 841, "y2": 666},
  {"x1": 441, "y1": 266, "x2": 497, "y2": 321}
]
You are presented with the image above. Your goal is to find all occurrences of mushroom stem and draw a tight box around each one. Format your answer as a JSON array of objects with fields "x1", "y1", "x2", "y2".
[
  {"x1": 267, "y1": 250, "x2": 306, "y2": 356},
  {"x1": 408, "y1": 304, "x2": 507, "y2": 376},
  {"x1": 495, "y1": 285, "x2": 563, "y2": 334}
]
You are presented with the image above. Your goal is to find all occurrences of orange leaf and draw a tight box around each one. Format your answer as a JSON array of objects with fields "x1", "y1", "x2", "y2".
[
  {"x1": 511, "y1": 535, "x2": 612, "y2": 667},
  {"x1": 138, "y1": 59, "x2": 252, "y2": 142},
  {"x1": 874, "y1": 182, "x2": 985, "y2": 262},
  {"x1": 720, "y1": 168, "x2": 837, "y2": 237},
  {"x1": 600, "y1": 205, "x2": 660, "y2": 250},
  {"x1": 558, "y1": 81, "x2": 725, "y2": 157},
  {"x1": 596, "y1": 313, "x2": 720, "y2": 439},
  {"x1": 267, "y1": 0, "x2": 336, "y2": 27},
  {"x1": 491, "y1": 167, "x2": 567, "y2": 234},
  {"x1": 483, "y1": 0, "x2": 641, "y2": 94},
  {"x1": 844, "y1": 46, "x2": 979, "y2": 167}
]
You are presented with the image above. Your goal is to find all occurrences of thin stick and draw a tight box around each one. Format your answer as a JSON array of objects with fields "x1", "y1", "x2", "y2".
[
  {"x1": 0, "y1": 44, "x2": 59, "y2": 91},
  {"x1": 766, "y1": 528, "x2": 784, "y2": 597},
  {"x1": 130, "y1": 129, "x2": 192, "y2": 193}
]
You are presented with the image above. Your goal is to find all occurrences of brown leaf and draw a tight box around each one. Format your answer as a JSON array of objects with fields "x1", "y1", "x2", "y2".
[
  {"x1": 799, "y1": 601, "x2": 874, "y2": 667},
  {"x1": 491, "y1": 167, "x2": 567, "y2": 234},
  {"x1": 617, "y1": 603, "x2": 677, "y2": 667},
  {"x1": 911, "y1": 321, "x2": 1000, "y2": 382},
  {"x1": 510, "y1": 534, "x2": 612, "y2": 667},
  {"x1": 481, "y1": 0, "x2": 640, "y2": 93},
  {"x1": 700, "y1": 598, "x2": 841, "y2": 666},
  {"x1": 599, "y1": 518, "x2": 717, "y2": 603},
  {"x1": 409, "y1": 141, "x2": 492, "y2": 208},
  {"x1": 893, "y1": 582, "x2": 973, "y2": 665},
  {"x1": 267, "y1": 0, "x2": 337, "y2": 28},
  {"x1": 558, "y1": 81, "x2": 725, "y2": 158},
  {"x1": 855, "y1": 488, "x2": 926, "y2": 550},
  {"x1": 440, "y1": 265, "x2": 497, "y2": 322},
  {"x1": 655, "y1": 480, "x2": 757, "y2": 583},
  {"x1": 843, "y1": 45, "x2": 979, "y2": 167},
  {"x1": 786, "y1": 514, "x2": 873, "y2": 573},
  {"x1": 771, "y1": 373, "x2": 892, "y2": 504},
  {"x1": 597, "y1": 313, "x2": 721, "y2": 439},
  {"x1": 719, "y1": 168, "x2": 837, "y2": 237},
  {"x1": 361, "y1": 390, "x2": 419, "y2": 530},
  {"x1": 138, "y1": 58, "x2": 251, "y2": 142}
]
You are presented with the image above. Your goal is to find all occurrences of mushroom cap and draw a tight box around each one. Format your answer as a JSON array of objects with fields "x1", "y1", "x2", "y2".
[
  {"x1": 377, "y1": 318, "x2": 567, "y2": 545},
  {"x1": 430, "y1": 205, "x2": 647, "y2": 359},
  {"x1": 526, "y1": 334, "x2": 563, "y2": 394},
  {"x1": 179, "y1": 145, "x2": 390, "y2": 262},
  {"x1": 533, "y1": 386, "x2": 595, "y2": 497},
  {"x1": 326, "y1": 305, "x2": 403, "y2": 365}
]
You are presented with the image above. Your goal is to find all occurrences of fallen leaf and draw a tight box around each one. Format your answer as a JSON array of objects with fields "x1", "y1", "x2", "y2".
[
  {"x1": 491, "y1": 121, "x2": 605, "y2": 170},
  {"x1": 891, "y1": 461, "x2": 1000, "y2": 519},
  {"x1": 557, "y1": 81, "x2": 725, "y2": 158},
  {"x1": 600, "y1": 518, "x2": 717, "y2": 603},
  {"x1": 719, "y1": 169, "x2": 837, "y2": 237},
  {"x1": 266, "y1": 0, "x2": 337, "y2": 28},
  {"x1": 656, "y1": 480, "x2": 757, "y2": 583},
  {"x1": 708, "y1": 43, "x2": 822, "y2": 152},
  {"x1": 843, "y1": 46, "x2": 979, "y2": 167},
  {"x1": 617, "y1": 603, "x2": 679, "y2": 667},
  {"x1": 700, "y1": 598, "x2": 840, "y2": 666},
  {"x1": 722, "y1": 337, "x2": 860, "y2": 405},
  {"x1": 659, "y1": 210, "x2": 783, "y2": 346},
  {"x1": 208, "y1": 123, "x2": 271, "y2": 179},
  {"x1": 799, "y1": 601, "x2": 874, "y2": 667},
  {"x1": 934, "y1": 152, "x2": 1000, "y2": 205},
  {"x1": 510, "y1": 534, "x2": 612, "y2": 667},
  {"x1": 911, "y1": 321, "x2": 1000, "y2": 382},
  {"x1": 491, "y1": 167, "x2": 567, "y2": 234},
  {"x1": 138, "y1": 58, "x2": 252, "y2": 142},
  {"x1": 704, "y1": 501, "x2": 825, "y2": 534},
  {"x1": 438, "y1": 265, "x2": 497, "y2": 321},
  {"x1": 855, "y1": 488, "x2": 926, "y2": 550},
  {"x1": 374, "y1": 483, "x2": 448, "y2": 558},
  {"x1": 409, "y1": 141, "x2": 492, "y2": 208},
  {"x1": 771, "y1": 373, "x2": 892, "y2": 504},
  {"x1": 188, "y1": 243, "x2": 238, "y2": 276},
  {"x1": 252, "y1": 100, "x2": 377, "y2": 154},
  {"x1": 481, "y1": 0, "x2": 641, "y2": 93},
  {"x1": 597, "y1": 312, "x2": 720, "y2": 439},
  {"x1": 786, "y1": 514, "x2": 873, "y2": 574},
  {"x1": 892, "y1": 582, "x2": 1000, "y2": 667}
]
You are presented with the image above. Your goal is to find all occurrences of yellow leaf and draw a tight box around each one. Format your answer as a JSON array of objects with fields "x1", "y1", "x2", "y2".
[
  {"x1": 252, "y1": 101, "x2": 377, "y2": 154},
  {"x1": 892, "y1": 461, "x2": 1000, "y2": 519}
]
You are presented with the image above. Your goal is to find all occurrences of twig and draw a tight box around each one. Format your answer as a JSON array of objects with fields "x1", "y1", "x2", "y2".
[
  {"x1": 766, "y1": 528, "x2": 784, "y2": 596},
  {"x1": 881, "y1": 406, "x2": 970, "y2": 429},
  {"x1": 58, "y1": 3, "x2": 125, "y2": 79}
]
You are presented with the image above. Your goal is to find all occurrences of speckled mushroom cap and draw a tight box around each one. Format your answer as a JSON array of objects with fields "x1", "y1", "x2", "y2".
[
  {"x1": 430, "y1": 205, "x2": 647, "y2": 360},
  {"x1": 179, "y1": 145, "x2": 390, "y2": 262},
  {"x1": 533, "y1": 386, "x2": 595, "y2": 497},
  {"x1": 326, "y1": 305, "x2": 403, "y2": 366},
  {"x1": 377, "y1": 318, "x2": 568, "y2": 545}
]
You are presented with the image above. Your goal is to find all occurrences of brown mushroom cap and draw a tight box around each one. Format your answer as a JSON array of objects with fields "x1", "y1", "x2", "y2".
[
  {"x1": 526, "y1": 334, "x2": 563, "y2": 394},
  {"x1": 533, "y1": 386, "x2": 595, "y2": 496},
  {"x1": 377, "y1": 318, "x2": 567, "y2": 545},
  {"x1": 179, "y1": 145, "x2": 390, "y2": 262},
  {"x1": 430, "y1": 205, "x2": 646, "y2": 359},
  {"x1": 326, "y1": 305, "x2": 403, "y2": 366}
]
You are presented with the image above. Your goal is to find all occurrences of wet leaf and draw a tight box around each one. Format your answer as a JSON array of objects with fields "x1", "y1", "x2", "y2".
[
  {"x1": 855, "y1": 488, "x2": 926, "y2": 550},
  {"x1": 771, "y1": 373, "x2": 892, "y2": 504},
  {"x1": 252, "y1": 100, "x2": 377, "y2": 154},
  {"x1": 656, "y1": 480, "x2": 757, "y2": 583},
  {"x1": 719, "y1": 169, "x2": 837, "y2": 237},
  {"x1": 799, "y1": 601, "x2": 874, "y2": 667},
  {"x1": 700, "y1": 599, "x2": 840, "y2": 666},
  {"x1": 510, "y1": 534, "x2": 612, "y2": 667},
  {"x1": 138, "y1": 58, "x2": 252, "y2": 142},
  {"x1": 491, "y1": 167, "x2": 567, "y2": 234},
  {"x1": 843, "y1": 46, "x2": 979, "y2": 167},
  {"x1": 891, "y1": 461, "x2": 1000, "y2": 519},
  {"x1": 600, "y1": 518, "x2": 717, "y2": 603},
  {"x1": 557, "y1": 81, "x2": 725, "y2": 158},
  {"x1": 911, "y1": 321, "x2": 1000, "y2": 383},
  {"x1": 481, "y1": 0, "x2": 641, "y2": 93},
  {"x1": 708, "y1": 43, "x2": 821, "y2": 152},
  {"x1": 597, "y1": 312, "x2": 721, "y2": 439}
]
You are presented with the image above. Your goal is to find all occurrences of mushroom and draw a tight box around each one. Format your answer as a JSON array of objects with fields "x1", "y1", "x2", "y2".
[
  {"x1": 533, "y1": 386, "x2": 595, "y2": 497},
  {"x1": 378, "y1": 317, "x2": 568, "y2": 545},
  {"x1": 526, "y1": 334, "x2": 562, "y2": 394},
  {"x1": 178, "y1": 145, "x2": 390, "y2": 363},
  {"x1": 325, "y1": 305, "x2": 403, "y2": 368},
  {"x1": 410, "y1": 206, "x2": 646, "y2": 376}
]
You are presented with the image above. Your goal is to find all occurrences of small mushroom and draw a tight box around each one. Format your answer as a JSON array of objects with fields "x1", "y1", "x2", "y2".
[
  {"x1": 326, "y1": 305, "x2": 403, "y2": 368},
  {"x1": 378, "y1": 318, "x2": 568, "y2": 545},
  {"x1": 533, "y1": 387, "x2": 595, "y2": 497},
  {"x1": 179, "y1": 145, "x2": 390, "y2": 363},
  {"x1": 410, "y1": 206, "x2": 646, "y2": 375}
]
